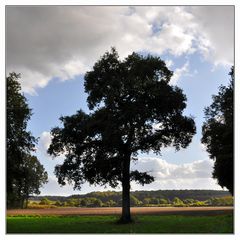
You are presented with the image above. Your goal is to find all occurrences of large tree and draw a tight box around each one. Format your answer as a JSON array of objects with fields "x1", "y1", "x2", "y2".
[
  {"x1": 7, "y1": 72, "x2": 48, "y2": 208},
  {"x1": 48, "y1": 49, "x2": 196, "y2": 222},
  {"x1": 202, "y1": 67, "x2": 234, "y2": 195}
]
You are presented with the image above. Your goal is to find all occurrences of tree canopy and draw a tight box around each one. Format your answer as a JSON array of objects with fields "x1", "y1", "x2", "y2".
[
  {"x1": 202, "y1": 67, "x2": 234, "y2": 195},
  {"x1": 7, "y1": 72, "x2": 48, "y2": 208},
  {"x1": 48, "y1": 48, "x2": 196, "y2": 222},
  {"x1": 20, "y1": 155, "x2": 48, "y2": 208}
]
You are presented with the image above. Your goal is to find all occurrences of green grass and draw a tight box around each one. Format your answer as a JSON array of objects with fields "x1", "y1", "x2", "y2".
[{"x1": 7, "y1": 214, "x2": 233, "y2": 234}]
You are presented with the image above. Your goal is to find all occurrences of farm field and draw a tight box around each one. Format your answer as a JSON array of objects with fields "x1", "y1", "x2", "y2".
[
  {"x1": 7, "y1": 206, "x2": 233, "y2": 216},
  {"x1": 7, "y1": 207, "x2": 233, "y2": 233}
]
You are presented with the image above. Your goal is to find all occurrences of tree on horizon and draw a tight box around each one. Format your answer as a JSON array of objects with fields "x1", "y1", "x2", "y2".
[{"x1": 48, "y1": 48, "x2": 196, "y2": 223}]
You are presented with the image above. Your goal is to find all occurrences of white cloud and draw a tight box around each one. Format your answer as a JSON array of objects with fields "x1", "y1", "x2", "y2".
[
  {"x1": 131, "y1": 157, "x2": 222, "y2": 190},
  {"x1": 6, "y1": 6, "x2": 233, "y2": 94},
  {"x1": 38, "y1": 131, "x2": 52, "y2": 157},
  {"x1": 170, "y1": 61, "x2": 189, "y2": 85},
  {"x1": 38, "y1": 131, "x2": 66, "y2": 163},
  {"x1": 130, "y1": 177, "x2": 221, "y2": 191},
  {"x1": 152, "y1": 23, "x2": 195, "y2": 56},
  {"x1": 165, "y1": 59, "x2": 174, "y2": 68},
  {"x1": 132, "y1": 157, "x2": 213, "y2": 180},
  {"x1": 190, "y1": 6, "x2": 234, "y2": 67},
  {"x1": 40, "y1": 175, "x2": 76, "y2": 196},
  {"x1": 200, "y1": 143, "x2": 207, "y2": 152}
]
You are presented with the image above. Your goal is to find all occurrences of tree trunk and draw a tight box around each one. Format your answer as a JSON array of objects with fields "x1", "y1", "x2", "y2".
[
  {"x1": 7, "y1": 180, "x2": 13, "y2": 208},
  {"x1": 120, "y1": 155, "x2": 132, "y2": 223},
  {"x1": 25, "y1": 195, "x2": 29, "y2": 208},
  {"x1": 21, "y1": 197, "x2": 25, "y2": 209},
  {"x1": 17, "y1": 180, "x2": 23, "y2": 209}
]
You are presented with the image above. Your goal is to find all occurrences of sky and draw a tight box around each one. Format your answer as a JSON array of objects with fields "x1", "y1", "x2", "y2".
[{"x1": 6, "y1": 5, "x2": 234, "y2": 196}]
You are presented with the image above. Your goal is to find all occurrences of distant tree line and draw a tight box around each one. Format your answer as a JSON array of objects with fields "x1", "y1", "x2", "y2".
[
  {"x1": 29, "y1": 194, "x2": 233, "y2": 208},
  {"x1": 28, "y1": 190, "x2": 232, "y2": 208}
]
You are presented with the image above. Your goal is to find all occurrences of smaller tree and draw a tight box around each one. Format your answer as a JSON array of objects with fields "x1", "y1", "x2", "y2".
[
  {"x1": 93, "y1": 199, "x2": 103, "y2": 207},
  {"x1": 7, "y1": 72, "x2": 48, "y2": 208},
  {"x1": 130, "y1": 195, "x2": 141, "y2": 206},
  {"x1": 150, "y1": 197, "x2": 159, "y2": 205},
  {"x1": 173, "y1": 197, "x2": 184, "y2": 206},
  {"x1": 55, "y1": 200, "x2": 62, "y2": 207},
  {"x1": 80, "y1": 199, "x2": 87, "y2": 207},
  {"x1": 39, "y1": 197, "x2": 51, "y2": 205},
  {"x1": 202, "y1": 67, "x2": 234, "y2": 195},
  {"x1": 105, "y1": 199, "x2": 117, "y2": 207},
  {"x1": 7, "y1": 72, "x2": 37, "y2": 208},
  {"x1": 67, "y1": 199, "x2": 76, "y2": 207},
  {"x1": 143, "y1": 198, "x2": 151, "y2": 205},
  {"x1": 183, "y1": 199, "x2": 196, "y2": 205},
  {"x1": 159, "y1": 198, "x2": 168, "y2": 205},
  {"x1": 21, "y1": 155, "x2": 48, "y2": 208}
]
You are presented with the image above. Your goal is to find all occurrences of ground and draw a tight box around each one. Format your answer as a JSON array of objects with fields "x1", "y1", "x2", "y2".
[
  {"x1": 7, "y1": 206, "x2": 233, "y2": 216},
  {"x1": 6, "y1": 207, "x2": 234, "y2": 234}
]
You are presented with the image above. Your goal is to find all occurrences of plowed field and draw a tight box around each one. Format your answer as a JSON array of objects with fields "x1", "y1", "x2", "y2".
[{"x1": 7, "y1": 206, "x2": 233, "y2": 216}]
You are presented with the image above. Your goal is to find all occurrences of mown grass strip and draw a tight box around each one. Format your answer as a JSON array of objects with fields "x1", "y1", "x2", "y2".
[{"x1": 7, "y1": 214, "x2": 233, "y2": 234}]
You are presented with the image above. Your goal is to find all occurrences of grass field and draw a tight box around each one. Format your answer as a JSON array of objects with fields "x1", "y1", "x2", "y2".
[{"x1": 7, "y1": 214, "x2": 233, "y2": 234}]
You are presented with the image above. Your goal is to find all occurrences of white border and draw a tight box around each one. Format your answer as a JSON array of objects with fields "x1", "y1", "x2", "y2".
[
  {"x1": 1, "y1": 0, "x2": 239, "y2": 239},
  {"x1": 1, "y1": 0, "x2": 239, "y2": 6},
  {"x1": 2, "y1": 0, "x2": 238, "y2": 5}
]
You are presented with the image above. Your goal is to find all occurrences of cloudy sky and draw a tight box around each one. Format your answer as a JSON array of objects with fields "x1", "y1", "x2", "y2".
[{"x1": 6, "y1": 5, "x2": 234, "y2": 196}]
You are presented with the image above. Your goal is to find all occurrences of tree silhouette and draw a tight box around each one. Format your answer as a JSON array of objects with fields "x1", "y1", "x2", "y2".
[
  {"x1": 20, "y1": 155, "x2": 48, "y2": 208},
  {"x1": 202, "y1": 67, "x2": 234, "y2": 195},
  {"x1": 7, "y1": 72, "x2": 48, "y2": 208},
  {"x1": 48, "y1": 48, "x2": 196, "y2": 222}
]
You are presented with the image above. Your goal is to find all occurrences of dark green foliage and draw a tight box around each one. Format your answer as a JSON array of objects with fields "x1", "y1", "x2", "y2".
[
  {"x1": 130, "y1": 170, "x2": 154, "y2": 185},
  {"x1": 66, "y1": 198, "x2": 78, "y2": 207},
  {"x1": 207, "y1": 196, "x2": 233, "y2": 206},
  {"x1": 183, "y1": 199, "x2": 197, "y2": 205},
  {"x1": 202, "y1": 67, "x2": 234, "y2": 195},
  {"x1": 48, "y1": 48, "x2": 196, "y2": 222},
  {"x1": 131, "y1": 189, "x2": 231, "y2": 202},
  {"x1": 93, "y1": 199, "x2": 103, "y2": 207},
  {"x1": 130, "y1": 194, "x2": 142, "y2": 206},
  {"x1": 7, "y1": 72, "x2": 48, "y2": 208},
  {"x1": 149, "y1": 197, "x2": 159, "y2": 205},
  {"x1": 39, "y1": 198, "x2": 51, "y2": 205},
  {"x1": 55, "y1": 200, "x2": 62, "y2": 207},
  {"x1": 83, "y1": 190, "x2": 122, "y2": 203},
  {"x1": 104, "y1": 199, "x2": 117, "y2": 207},
  {"x1": 19, "y1": 155, "x2": 48, "y2": 208},
  {"x1": 83, "y1": 198, "x2": 102, "y2": 207},
  {"x1": 80, "y1": 199, "x2": 87, "y2": 207},
  {"x1": 159, "y1": 198, "x2": 168, "y2": 204},
  {"x1": 143, "y1": 198, "x2": 151, "y2": 205},
  {"x1": 173, "y1": 197, "x2": 184, "y2": 206}
]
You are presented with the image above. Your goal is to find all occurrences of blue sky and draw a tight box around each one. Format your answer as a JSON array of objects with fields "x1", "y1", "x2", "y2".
[{"x1": 6, "y1": 6, "x2": 234, "y2": 195}]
